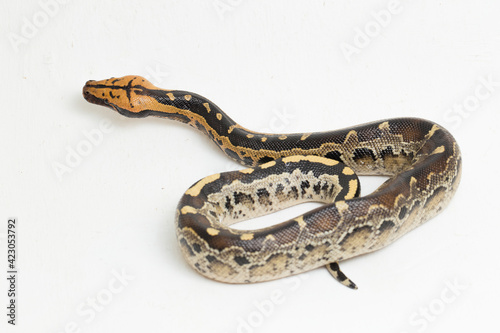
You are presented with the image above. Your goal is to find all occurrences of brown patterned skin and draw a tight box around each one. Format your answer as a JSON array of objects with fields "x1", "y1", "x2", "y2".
[{"x1": 83, "y1": 76, "x2": 462, "y2": 285}]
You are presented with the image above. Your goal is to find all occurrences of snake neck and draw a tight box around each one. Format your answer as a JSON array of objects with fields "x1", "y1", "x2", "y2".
[
  {"x1": 145, "y1": 89, "x2": 296, "y2": 166},
  {"x1": 82, "y1": 75, "x2": 276, "y2": 166}
]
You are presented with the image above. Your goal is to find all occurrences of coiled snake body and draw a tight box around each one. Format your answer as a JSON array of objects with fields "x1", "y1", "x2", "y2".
[{"x1": 83, "y1": 76, "x2": 462, "y2": 288}]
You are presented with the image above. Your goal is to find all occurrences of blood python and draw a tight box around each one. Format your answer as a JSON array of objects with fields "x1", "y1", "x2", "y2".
[{"x1": 83, "y1": 76, "x2": 462, "y2": 288}]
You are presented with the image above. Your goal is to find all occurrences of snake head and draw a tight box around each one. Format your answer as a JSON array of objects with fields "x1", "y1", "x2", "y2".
[{"x1": 82, "y1": 75, "x2": 162, "y2": 118}]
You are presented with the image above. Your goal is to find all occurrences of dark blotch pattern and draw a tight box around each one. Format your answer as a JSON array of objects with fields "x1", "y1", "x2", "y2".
[
  {"x1": 234, "y1": 256, "x2": 250, "y2": 266},
  {"x1": 179, "y1": 238, "x2": 194, "y2": 256},
  {"x1": 378, "y1": 220, "x2": 395, "y2": 233},
  {"x1": 225, "y1": 196, "x2": 233, "y2": 212},
  {"x1": 353, "y1": 148, "x2": 376, "y2": 162},
  {"x1": 234, "y1": 192, "x2": 255, "y2": 205},
  {"x1": 258, "y1": 156, "x2": 274, "y2": 164},
  {"x1": 300, "y1": 180, "x2": 310, "y2": 194},
  {"x1": 325, "y1": 150, "x2": 343, "y2": 162},
  {"x1": 313, "y1": 183, "x2": 321, "y2": 195},
  {"x1": 192, "y1": 243, "x2": 202, "y2": 253},
  {"x1": 399, "y1": 206, "x2": 408, "y2": 220},
  {"x1": 257, "y1": 188, "x2": 272, "y2": 206},
  {"x1": 276, "y1": 183, "x2": 284, "y2": 192}
]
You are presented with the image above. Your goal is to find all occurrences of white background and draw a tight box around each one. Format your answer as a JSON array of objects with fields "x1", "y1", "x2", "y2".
[{"x1": 2, "y1": 1, "x2": 499, "y2": 332}]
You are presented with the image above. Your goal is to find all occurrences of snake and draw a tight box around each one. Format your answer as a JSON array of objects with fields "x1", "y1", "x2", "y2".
[{"x1": 83, "y1": 75, "x2": 462, "y2": 288}]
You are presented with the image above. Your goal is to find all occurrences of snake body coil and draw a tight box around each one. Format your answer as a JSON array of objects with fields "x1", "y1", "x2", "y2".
[{"x1": 83, "y1": 76, "x2": 462, "y2": 287}]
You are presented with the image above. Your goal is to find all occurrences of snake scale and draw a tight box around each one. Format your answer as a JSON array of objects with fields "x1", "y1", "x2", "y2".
[{"x1": 83, "y1": 75, "x2": 462, "y2": 288}]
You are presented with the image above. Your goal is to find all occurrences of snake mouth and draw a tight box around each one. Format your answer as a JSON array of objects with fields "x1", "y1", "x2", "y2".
[{"x1": 82, "y1": 80, "x2": 110, "y2": 107}]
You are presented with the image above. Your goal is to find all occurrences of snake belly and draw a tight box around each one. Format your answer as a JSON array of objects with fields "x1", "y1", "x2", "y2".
[{"x1": 83, "y1": 75, "x2": 462, "y2": 284}]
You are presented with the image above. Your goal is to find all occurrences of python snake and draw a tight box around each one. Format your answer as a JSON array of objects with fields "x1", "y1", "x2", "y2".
[{"x1": 83, "y1": 75, "x2": 462, "y2": 288}]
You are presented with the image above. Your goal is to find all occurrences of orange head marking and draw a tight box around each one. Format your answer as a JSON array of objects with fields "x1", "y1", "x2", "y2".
[{"x1": 82, "y1": 75, "x2": 162, "y2": 117}]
